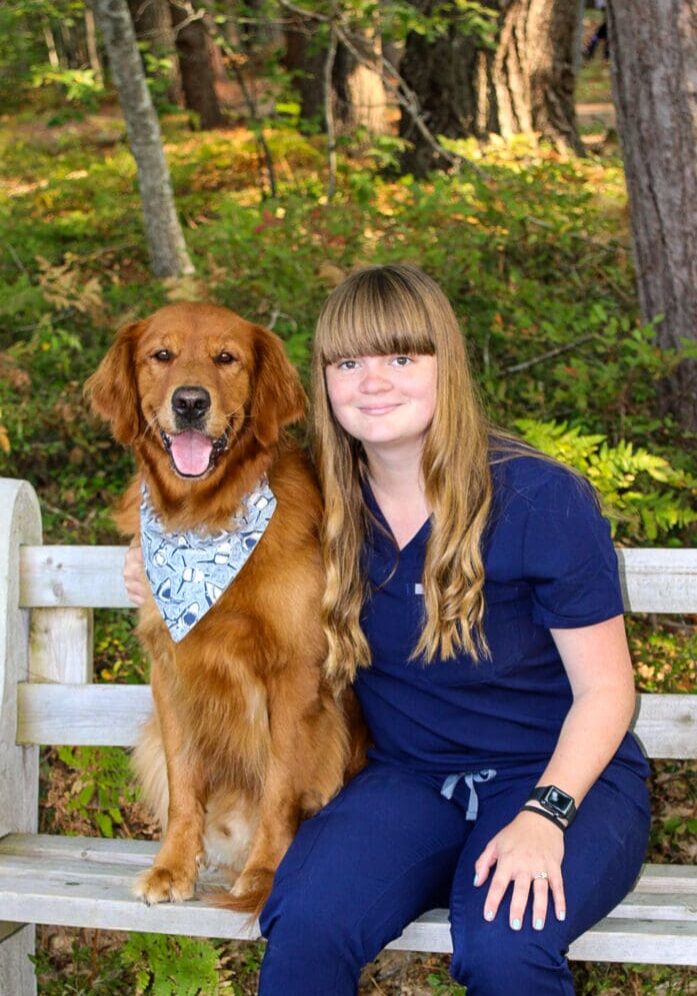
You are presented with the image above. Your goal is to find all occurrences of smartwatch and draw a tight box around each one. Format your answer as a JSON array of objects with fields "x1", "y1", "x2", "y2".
[{"x1": 527, "y1": 785, "x2": 577, "y2": 826}]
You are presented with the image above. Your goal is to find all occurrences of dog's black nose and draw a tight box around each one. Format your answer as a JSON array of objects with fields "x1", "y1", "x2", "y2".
[{"x1": 172, "y1": 386, "x2": 211, "y2": 424}]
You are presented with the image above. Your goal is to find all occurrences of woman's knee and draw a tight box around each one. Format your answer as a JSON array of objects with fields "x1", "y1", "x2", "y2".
[
  {"x1": 259, "y1": 878, "x2": 366, "y2": 995},
  {"x1": 450, "y1": 918, "x2": 572, "y2": 995}
]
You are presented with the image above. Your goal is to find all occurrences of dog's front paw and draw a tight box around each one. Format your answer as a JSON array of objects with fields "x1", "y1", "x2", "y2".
[{"x1": 133, "y1": 863, "x2": 197, "y2": 904}]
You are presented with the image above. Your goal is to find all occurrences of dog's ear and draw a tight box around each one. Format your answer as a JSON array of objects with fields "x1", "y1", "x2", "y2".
[
  {"x1": 251, "y1": 326, "x2": 306, "y2": 447},
  {"x1": 85, "y1": 321, "x2": 145, "y2": 445}
]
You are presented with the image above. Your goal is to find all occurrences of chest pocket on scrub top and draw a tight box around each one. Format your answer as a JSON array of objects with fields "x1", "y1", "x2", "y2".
[{"x1": 409, "y1": 579, "x2": 526, "y2": 686}]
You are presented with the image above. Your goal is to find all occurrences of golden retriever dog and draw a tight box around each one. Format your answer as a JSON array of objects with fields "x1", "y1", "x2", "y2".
[{"x1": 86, "y1": 301, "x2": 366, "y2": 914}]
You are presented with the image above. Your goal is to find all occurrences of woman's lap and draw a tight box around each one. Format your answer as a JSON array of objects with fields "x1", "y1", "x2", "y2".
[
  {"x1": 261, "y1": 762, "x2": 467, "y2": 935},
  {"x1": 259, "y1": 761, "x2": 650, "y2": 995}
]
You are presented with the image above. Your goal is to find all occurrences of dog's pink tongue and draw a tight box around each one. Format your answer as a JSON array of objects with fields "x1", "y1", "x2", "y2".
[{"x1": 170, "y1": 431, "x2": 213, "y2": 476}]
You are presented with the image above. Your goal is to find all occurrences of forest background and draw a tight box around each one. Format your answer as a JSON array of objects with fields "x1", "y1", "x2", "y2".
[{"x1": 0, "y1": 0, "x2": 695, "y2": 992}]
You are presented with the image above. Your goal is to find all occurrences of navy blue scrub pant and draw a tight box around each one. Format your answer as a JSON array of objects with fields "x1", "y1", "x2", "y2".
[{"x1": 259, "y1": 761, "x2": 650, "y2": 995}]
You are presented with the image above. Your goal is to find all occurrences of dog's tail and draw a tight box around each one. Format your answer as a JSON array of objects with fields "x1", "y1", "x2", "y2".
[{"x1": 207, "y1": 873, "x2": 273, "y2": 921}]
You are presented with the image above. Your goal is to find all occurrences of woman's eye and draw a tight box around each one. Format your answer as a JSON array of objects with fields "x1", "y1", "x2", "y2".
[
  {"x1": 337, "y1": 359, "x2": 358, "y2": 370},
  {"x1": 153, "y1": 349, "x2": 172, "y2": 362},
  {"x1": 215, "y1": 352, "x2": 236, "y2": 365},
  {"x1": 393, "y1": 355, "x2": 413, "y2": 366}
]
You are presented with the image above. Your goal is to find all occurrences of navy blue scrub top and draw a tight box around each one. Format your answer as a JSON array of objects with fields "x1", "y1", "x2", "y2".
[{"x1": 355, "y1": 453, "x2": 649, "y2": 779}]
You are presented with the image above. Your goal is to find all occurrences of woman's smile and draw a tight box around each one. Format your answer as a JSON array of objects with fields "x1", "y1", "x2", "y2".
[{"x1": 325, "y1": 354, "x2": 437, "y2": 452}]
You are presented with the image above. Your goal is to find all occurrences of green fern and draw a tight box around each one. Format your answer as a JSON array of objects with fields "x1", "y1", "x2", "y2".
[
  {"x1": 122, "y1": 933, "x2": 223, "y2": 996},
  {"x1": 514, "y1": 419, "x2": 697, "y2": 542}
]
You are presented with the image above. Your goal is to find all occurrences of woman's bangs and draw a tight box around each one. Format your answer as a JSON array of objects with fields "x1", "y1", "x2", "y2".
[{"x1": 318, "y1": 290, "x2": 436, "y2": 365}]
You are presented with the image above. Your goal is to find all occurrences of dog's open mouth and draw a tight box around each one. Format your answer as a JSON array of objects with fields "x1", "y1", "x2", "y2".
[{"x1": 160, "y1": 429, "x2": 228, "y2": 478}]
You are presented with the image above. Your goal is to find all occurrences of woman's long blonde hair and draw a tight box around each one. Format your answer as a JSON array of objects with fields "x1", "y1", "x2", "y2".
[{"x1": 312, "y1": 264, "x2": 494, "y2": 686}]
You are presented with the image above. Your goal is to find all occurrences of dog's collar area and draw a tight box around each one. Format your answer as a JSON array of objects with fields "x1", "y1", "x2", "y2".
[{"x1": 139, "y1": 478, "x2": 277, "y2": 642}]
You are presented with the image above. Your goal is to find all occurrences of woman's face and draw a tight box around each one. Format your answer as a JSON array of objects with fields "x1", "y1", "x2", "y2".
[{"x1": 325, "y1": 353, "x2": 437, "y2": 453}]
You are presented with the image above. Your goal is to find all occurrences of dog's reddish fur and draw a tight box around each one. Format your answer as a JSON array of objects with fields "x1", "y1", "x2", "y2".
[{"x1": 86, "y1": 301, "x2": 366, "y2": 913}]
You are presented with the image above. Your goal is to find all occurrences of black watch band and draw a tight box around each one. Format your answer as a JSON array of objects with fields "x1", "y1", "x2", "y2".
[
  {"x1": 528, "y1": 785, "x2": 577, "y2": 826},
  {"x1": 521, "y1": 804, "x2": 567, "y2": 832}
]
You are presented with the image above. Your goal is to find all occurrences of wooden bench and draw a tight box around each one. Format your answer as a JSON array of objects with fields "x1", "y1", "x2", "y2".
[{"x1": 1, "y1": 476, "x2": 696, "y2": 993}]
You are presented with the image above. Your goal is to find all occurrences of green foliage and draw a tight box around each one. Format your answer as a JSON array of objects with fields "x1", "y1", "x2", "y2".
[
  {"x1": 94, "y1": 609, "x2": 149, "y2": 683},
  {"x1": 426, "y1": 969, "x2": 466, "y2": 994},
  {"x1": 31, "y1": 935, "x2": 133, "y2": 995},
  {"x1": 2, "y1": 115, "x2": 694, "y2": 549},
  {"x1": 121, "y1": 933, "x2": 224, "y2": 996},
  {"x1": 628, "y1": 619, "x2": 697, "y2": 694},
  {"x1": 515, "y1": 419, "x2": 697, "y2": 542},
  {"x1": 0, "y1": 0, "x2": 87, "y2": 108},
  {"x1": 33, "y1": 67, "x2": 104, "y2": 114},
  {"x1": 51, "y1": 746, "x2": 138, "y2": 837}
]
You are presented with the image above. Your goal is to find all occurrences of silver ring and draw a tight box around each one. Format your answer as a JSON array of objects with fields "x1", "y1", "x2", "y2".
[{"x1": 534, "y1": 872, "x2": 549, "y2": 880}]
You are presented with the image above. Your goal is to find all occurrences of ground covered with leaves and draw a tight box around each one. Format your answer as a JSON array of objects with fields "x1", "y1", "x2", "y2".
[{"x1": 2, "y1": 62, "x2": 695, "y2": 995}]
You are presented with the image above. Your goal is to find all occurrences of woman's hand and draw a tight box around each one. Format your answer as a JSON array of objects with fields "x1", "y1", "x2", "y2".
[
  {"x1": 123, "y1": 540, "x2": 148, "y2": 606},
  {"x1": 473, "y1": 810, "x2": 566, "y2": 931}
]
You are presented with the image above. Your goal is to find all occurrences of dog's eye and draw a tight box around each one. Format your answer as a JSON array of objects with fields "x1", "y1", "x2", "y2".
[
  {"x1": 153, "y1": 349, "x2": 172, "y2": 363},
  {"x1": 215, "y1": 352, "x2": 237, "y2": 365}
]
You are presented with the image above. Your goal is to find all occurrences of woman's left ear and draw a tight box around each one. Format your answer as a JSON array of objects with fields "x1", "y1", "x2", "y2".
[{"x1": 251, "y1": 325, "x2": 307, "y2": 447}]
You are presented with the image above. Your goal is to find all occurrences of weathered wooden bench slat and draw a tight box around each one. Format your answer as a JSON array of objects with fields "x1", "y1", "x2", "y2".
[
  {"x1": 1, "y1": 860, "x2": 692, "y2": 923},
  {"x1": 565, "y1": 920, "x2": 697, "y2": 967},
  {"x1": 0, "y1": 836, "x2": 695, "y2": 963},
  {"x1": 19, "y1": 547, "x2": 130, "y2": 609},
  {"x1": 19, "y1": 545, "x2": 697, "y2": 613},
  {"x1": 388, "y1": 914, "x2": 697, "y2": 965},
  {"x1": 15, "y1": 683, "x2": 697, "y2": 758},
  {"x1": 2, "y1": 835, "x2": 695, "y2": 894},
  {"x1": 0, "y1": 834, "x2": 159, "y2": 866},
  {"x1": 16, "y1": 683, "x2": 152, "y2": 747}
]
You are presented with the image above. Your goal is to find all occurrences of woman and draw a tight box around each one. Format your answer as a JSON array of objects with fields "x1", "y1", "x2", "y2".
[{"x1": 125, "y1": 264, "x2": 650, "y2": 994}]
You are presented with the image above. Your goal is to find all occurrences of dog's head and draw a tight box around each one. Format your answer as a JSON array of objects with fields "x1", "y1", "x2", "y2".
[{"x1": 86, "y1": 302, "x2": 306, "y2": 483}]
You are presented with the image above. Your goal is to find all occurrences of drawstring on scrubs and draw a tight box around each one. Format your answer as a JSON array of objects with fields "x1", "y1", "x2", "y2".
[{"x1": 440, "y1": 769, "x2": 497, "y2": 820}]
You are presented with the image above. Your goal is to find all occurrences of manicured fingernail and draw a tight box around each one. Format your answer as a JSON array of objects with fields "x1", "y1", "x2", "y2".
[
  {"x1": 512, "y1": 918, "x2": 521, "y2": 931},
  {"x1": 484, "y1": 910, "x2": 494, "y2": 921},
  {"x1": 534, "y1": 918, "x2": 543, "y2": 931},
  {"x1": 558, "y1": 910, "x2": 566, "y2": 921},
  {"x1": 473, "y1": 874, "x2": 479, "y2": 886}
]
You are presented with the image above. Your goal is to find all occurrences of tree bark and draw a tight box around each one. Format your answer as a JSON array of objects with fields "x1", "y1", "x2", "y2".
[
  {"x1": 283, "y1": 15, "x2": 326, "y2": 123},
  {"x1": 398, "y1": 1, "x2": 495, "y2": 176},
  {"x1": 169, "y1": 1, "x2": 225, "y2": 128},
  {"x1": 608, "y1": 0, "x2": 697, "y2": 431},
  {"x1": 333, "y1": 29, "x2": 388, "y2": 135},
  {"x1": 128, "y1": 0, "x2": 183, "y2": 104},
  {"x1": 42, "y1": 17, "x2": 61, "y2": 70},
  {"x1": 84, "y1": 6, "x2": 104, "y2": 84},
  {"x1": 494, "y1": 0, "x2": 585, "y2": 154},
  {"x1": 284, "y1": 17, "x2": 388, "y2": 135},
  {"x1": 91, "y1": 0, "x2": 194, "y2": 277}
]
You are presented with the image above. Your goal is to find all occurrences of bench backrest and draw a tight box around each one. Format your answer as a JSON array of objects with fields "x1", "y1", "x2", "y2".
[{"x1": 3, "y1": 480, "x2": 697, "y2": 761}]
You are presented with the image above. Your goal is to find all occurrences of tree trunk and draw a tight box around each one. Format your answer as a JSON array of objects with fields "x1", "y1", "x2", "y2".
[
  {"x1": 84, "y1": 6, "x2": 104, "y2": 84},
  {"x1": 398, "y1": 1, "x2": 494, "y2": 176},
  {"x1": 128, "y1": 0, "x2": 183, "y2": 104},
  {"x1": 494, "y1": 0, "x2": 584, "y2": 154},
  {"x1": 333, "y1": 29, "x2": 388, "y2": 136},
  {"x1": 42, "y1": 17, "x2": 61, "y2": 70},
  {"x1": 169, "y1": 1, "x2": 225, "y2": 129},
  {"x1": 608, "y1": 0, "x2": 697, "y2": 431},
  {"x1": 283, "y1": 15, "x2": 326, "y2": 123},
  {"x1": 91, "y1": 0, "x2": 194, "y2": 277},
  {"x1": 284, "y1": 19, "x2": 388, "y2": 135}
]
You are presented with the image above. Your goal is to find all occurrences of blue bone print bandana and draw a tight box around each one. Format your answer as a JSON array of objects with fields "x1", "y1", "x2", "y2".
[{"x1": 140, "y1": 479, "x2": 277, "y2": 643}]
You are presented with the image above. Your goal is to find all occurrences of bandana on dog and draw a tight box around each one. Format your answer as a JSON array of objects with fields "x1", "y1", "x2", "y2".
[{"x1": 140, "y1": 479, "x2": 277, "y2": 643}]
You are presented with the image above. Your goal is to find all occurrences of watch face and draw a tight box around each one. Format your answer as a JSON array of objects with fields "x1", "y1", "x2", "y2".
[{"x1": 542, "y1": 787, "x2": 574, "y2": 816}]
